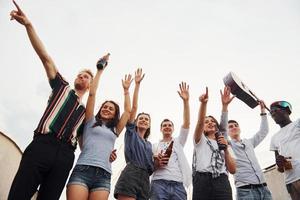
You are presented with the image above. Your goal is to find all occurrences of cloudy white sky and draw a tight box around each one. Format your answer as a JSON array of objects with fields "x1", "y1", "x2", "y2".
[{"x1": 1, "y1": 0, "x2": 300, "y2": 199}]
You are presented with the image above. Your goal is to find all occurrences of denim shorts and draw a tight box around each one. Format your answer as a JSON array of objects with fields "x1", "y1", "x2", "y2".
[
  {"x1": 67, "y1": 165, "x2": 111, "y2": 192},
  {"x1": 150, "y1": 179, "x2": 187, "y2": 200}
]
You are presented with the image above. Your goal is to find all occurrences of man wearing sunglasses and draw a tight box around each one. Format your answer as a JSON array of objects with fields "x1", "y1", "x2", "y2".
[
  {"x1": 227, "y1": 100, "x2": 273, "y2": 200},
  {"x1": 269, "y1": 101, "x2": 300, "y2": 200}
]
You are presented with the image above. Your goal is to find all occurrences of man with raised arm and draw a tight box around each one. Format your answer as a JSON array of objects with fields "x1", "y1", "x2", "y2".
[
  {"x1": 150, "y1": 82, "x2": 192, "y2": 200},
  {"x1": 8, "y1": 1, "x2": 96, "y2": 200},
  {"x1": 228, "y1": 100, "x2": 273, "y2": 200}
]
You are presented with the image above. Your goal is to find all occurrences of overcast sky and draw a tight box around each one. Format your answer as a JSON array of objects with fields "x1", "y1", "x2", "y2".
[{"x1": 1, "y1": 0, "x2": 300, "y2": 199}]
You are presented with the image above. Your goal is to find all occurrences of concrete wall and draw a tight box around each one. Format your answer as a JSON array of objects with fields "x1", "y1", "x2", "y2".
[
  {"x1": 0, "y1": 131, "x2": 22, "y2": 200},
  {"x1": 263, "y1": 164, "x2": 291, "y2": 200}
]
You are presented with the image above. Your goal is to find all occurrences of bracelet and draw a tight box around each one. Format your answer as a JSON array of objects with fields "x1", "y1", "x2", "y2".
[
  {"x1": 124, "y1": 91, "x2": 129, "y2": 95},
  {"x1": 260, "y1": 113, "x2": 267, "y2": 116}
]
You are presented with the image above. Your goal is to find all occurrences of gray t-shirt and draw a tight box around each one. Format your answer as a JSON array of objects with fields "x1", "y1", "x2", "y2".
[
  {"x1": 124, "y1": 122, "x2": 154, "y2": 175},
  {"x1": 76, "y1": 117, "x2": 117, "y2": 173}
]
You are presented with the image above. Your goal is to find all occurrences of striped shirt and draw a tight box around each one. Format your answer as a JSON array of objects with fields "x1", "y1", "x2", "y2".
[{"x1": 34, "y1": 72, "x2": 85, "y2": 147}]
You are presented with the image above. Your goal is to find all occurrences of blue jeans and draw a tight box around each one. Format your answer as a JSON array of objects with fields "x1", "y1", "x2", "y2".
[
  {"x1": 150, "y1": 179, "x2": 187, "y2": 200},
  {"x1": 237, "y1": 186, "x2": 273, "y2": 200},
  {"x1": 67, "y1": 165, "x2": 111, "y2": 192}
]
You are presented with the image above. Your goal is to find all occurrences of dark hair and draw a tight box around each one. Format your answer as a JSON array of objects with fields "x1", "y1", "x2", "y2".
[
  {"x1": 228, "y1": 120, "x2": 239, "y2": 125},
  {"x1": 135, "y1": 112, "x2": 151, "y2": 140},
  {"x1": 93, "y1": 100, "x2": 120, "y2": 134},
  {"x1": 204, "y1": 115, "x2": 220, "y2": 136},
  {"x1": 160, "y1": 118, "x2": 174, "y2": 128}
]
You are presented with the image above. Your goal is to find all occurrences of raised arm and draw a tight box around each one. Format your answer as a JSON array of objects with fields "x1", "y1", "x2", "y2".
[
  {"x1": 85, "y1": 54, "x2": 110, "y2": 122},
  {"x1": 178, "y1": 82, "x2": 190, "y2": 129},
  {"x1": 129, "y1": 68, "x2": 145, "y2": 123},
  {"x1": 10, "y1": 0, "x2": 57, "y2": 80},
  {"x1": 219, "y1": 86, "x2": 235, "y2": 136},
  {"x1": 249, "y1": 100, "x2": 269, "y2": 147},
  {"x1": 194, "y1": 87, "x2": 208, "y2": 144},
  {"x1": 116, "y1": 74, "x2": 133, "y2": 135}
]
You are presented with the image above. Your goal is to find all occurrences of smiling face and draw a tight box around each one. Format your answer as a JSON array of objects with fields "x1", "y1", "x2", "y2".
[
  {"x1": 160, "y1": 119, "x2": 174, "y2": 137},
  {"x1": 204, "y1": 116, "x2": 218, "y2": 135},
  {"x1": 228, "y1": 120, "x2": 240, "y2": 140},
  {"x1": 99, "y1": 101, "x2": 117, "y2": 121},
  {"x1": 74, "y1": 70, "x2": 93, "y2": 91},
  {"x1": 136, "y1": 113, "x2": 151, "y2": 130}
]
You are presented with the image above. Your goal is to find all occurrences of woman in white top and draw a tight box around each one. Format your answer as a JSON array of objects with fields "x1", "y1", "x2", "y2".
[{"x1": 192, "y1": 86, "x2": 236, "y2": 200}]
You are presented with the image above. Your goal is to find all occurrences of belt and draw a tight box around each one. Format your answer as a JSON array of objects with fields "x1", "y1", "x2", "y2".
[
  {"x1": 34, "y1": 133, "x2": 76, "y2": 151},
  {"x1": 195, "y1": 172, "x2": 228, "y2": 178},
  {"x1": 238, "y1": 183, "x2": 267, "y2": 189}
]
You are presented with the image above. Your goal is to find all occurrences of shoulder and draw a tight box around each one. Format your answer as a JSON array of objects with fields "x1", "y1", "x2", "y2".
[
  {"x1": 179, "y1": 127, "x2": 189, "y2": 134},
  {"x1": 49, "y1": 72, "x2": 69, "y2": 89},
  {"x1": 194, "y1": 134, "x2": 206, "y2": 147},
  {"x1": 126, "y1": 122, "x2": 136, "y2": 130}
]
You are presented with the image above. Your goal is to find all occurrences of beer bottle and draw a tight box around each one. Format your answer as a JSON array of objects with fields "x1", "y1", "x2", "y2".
[
  {"x1": 164, "y1": 140, "x2": 174, "y2": 158},
  {"x1": 96, "y1": 53, "x2": 110, "y2": 70}
]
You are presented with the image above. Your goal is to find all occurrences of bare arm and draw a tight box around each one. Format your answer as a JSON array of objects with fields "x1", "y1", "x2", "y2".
[
  {"x1": 178, "y1": 82, "x2": 190, "y2": 129},
  {"x1": 129, "y1": 68, "x2": 145, "y2": 123},
  {"x1": 85, "y1": 54, "x2": 110, "y2": 122},
  {"x1": 224, "y1": 147, "x2": 236, "y2": 174},
  {"x1": 116, "y1": 74, "x2": 133, "y2": 135},
  {"x1": 194, "y1": 87, "x2": 208, "y2": 144},
  {"x1": 217, "y1": 135, "x2": 236, "y2": 174},
  {"x1": 11, "y1": 1, "x2": 57, "y2": 80}
]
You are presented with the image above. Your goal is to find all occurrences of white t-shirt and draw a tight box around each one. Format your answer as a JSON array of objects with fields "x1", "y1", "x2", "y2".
[
  {"x1": 270, "y1": 119, "x2": 300, "y2": 184},
  {"x1": 194, "y1": 135, "x2": 231, "y2": 174},
  {"x1": 152, "y1": 128, "x2": 189, "y2": 182}
]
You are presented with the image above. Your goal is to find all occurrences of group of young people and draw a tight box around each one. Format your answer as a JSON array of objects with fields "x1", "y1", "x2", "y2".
[{"x1": 7, "y1": 1, "x2": 300, "y2": 200}]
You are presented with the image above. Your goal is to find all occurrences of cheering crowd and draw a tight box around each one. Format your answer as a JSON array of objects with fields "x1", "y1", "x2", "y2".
[{"x1": 7, "y1": 1, "x2": 300, "y2": 200}]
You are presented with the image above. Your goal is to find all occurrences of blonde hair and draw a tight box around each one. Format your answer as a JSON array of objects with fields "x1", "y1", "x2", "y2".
[{"x1": 79, "y1": 69, "x2": 94, "y2": 81}]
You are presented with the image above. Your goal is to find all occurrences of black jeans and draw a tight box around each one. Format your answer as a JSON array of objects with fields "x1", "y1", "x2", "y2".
[
  {"x1": 8, "y1": 134, "x2": 75, "y2": 200},
  {"x1": 192, "y1": 172, "x2": 232, "y2": 200}
]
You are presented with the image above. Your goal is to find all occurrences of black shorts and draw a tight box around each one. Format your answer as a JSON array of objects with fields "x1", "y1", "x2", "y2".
[
  {"x1": 192, "y1": 172, "x2": 232, "y2": 200},
  {"x1": 114, "y1": 163, "x2": 150, "y2": 200}
]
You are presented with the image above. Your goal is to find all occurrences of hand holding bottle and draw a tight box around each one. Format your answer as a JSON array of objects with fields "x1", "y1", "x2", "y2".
[{"x1": 96, "y1": 53, "x2": 110, "y2": 70}]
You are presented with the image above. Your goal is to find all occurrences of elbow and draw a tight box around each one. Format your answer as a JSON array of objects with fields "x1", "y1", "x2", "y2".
[
  {"x1": 227, "y1": 162, "x2": 236, "y2": 174},
  {"x1": 41, "y1": 55, "x2": 52, "y2": 65},
  {"x1": 182, "y1": 122, "x2": 190, "y2": 129},
  {"x1": 229, "y1": 167, "x2": 236, "y2": 174},
  {"x1": 131, "y1": 105, "x2": 138, "y2": 111}
]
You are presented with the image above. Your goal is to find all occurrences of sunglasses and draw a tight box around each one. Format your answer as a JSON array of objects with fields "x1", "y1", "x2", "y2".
[{"x1": 270, "y1": 101, "x2": 292, "y2": 113}]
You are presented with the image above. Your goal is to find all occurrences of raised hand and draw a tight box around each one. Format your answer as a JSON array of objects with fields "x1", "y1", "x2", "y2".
[
  {"x1": 10, "y1": 1, "x2": 30, "y2": 25},
  {"x1": 177, "y1": 82, "x2": 189, "y2": 101},
  {"x1": 258, "y1": 100, "x2": 266, "y2": 113},
  {"x1": 199, "y1": 87, "x2": 209, "y2": 103},
  {"x1": 96, "y1": 53, "x2": 110, "y2": 71},
  {"x1": 221, "y1": 86, "x2": 235, "y2": 106},
  {"x1": 122, "y1": 74, "x2": 133, "y2": 91},
  {"x1": 134, "y1": 68, "x2": 145, "y2": 84}
]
